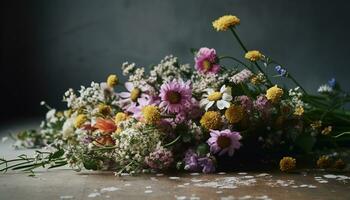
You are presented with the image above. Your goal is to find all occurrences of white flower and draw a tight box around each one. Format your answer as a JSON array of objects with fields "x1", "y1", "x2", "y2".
[
  {"x1": 318, "y1": 84, "x2": 333, "y2": 93},
  {"x1": 61, "y1": 117, "x2": 75, "y2": 139},
  {"x1": 200, "y1": 85, "x2": 233, "y2": 111}
]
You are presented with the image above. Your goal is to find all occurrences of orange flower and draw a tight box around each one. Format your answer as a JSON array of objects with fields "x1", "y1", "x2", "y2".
[
  {"x1": 94, "y1": 135, "x2": 115, "y2": 146},
  {"x1": 94, "y1": 118, "x2": 117, "y2": 134}
]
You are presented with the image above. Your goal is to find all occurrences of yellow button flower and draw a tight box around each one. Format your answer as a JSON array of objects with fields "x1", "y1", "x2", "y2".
[
  {"x1": 107, "y1": 74, "x2": 119, "y2": 87},
  {"x1": 212, "y1": 15, "x2": 240, "y2": 31},
  {"x1": 114, "y1": 112, "x2": 128, "y2": 124},
  {"x1": 279, "y1": 156, "x2": 296, "y2": 172},
  {"x1": 74, "y1": 114, "x2": 87, "y2": 128},
  {"x1": 245, "y1": 50, "x2": 263, "y2": 62},
  {"x1": 225, "y1": 105, "x2": 244, "y2": 124},
  {"x1": 266, "y1": 85, "x2": 284, "y2": 103},
  {"x1": 98, "y1": 104, "x2": 111, "y2": 116},
  {"x1": 321, "y1": 126, "x2": 332, "y2": 135},
  {"x1": 200, "y1": 111, "x2": 222, "y2": 130},
  {"x1": 142, "y1": 105, "x2": 161, "y2": 125}
]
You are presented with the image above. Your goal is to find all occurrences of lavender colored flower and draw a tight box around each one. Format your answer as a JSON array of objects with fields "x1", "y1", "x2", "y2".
[
  {"x1": 235, "y1": 95, "x2": 253, "y2": 112},
  {"x1": 254, "y1": 95, "x2": 270, "y2": 111},
  {"x1": 159, "y1": 79, "x2": 192, "y2": 114},
  {"x1": 194, "y1": 47, "x2": 220, "y2": 74},
  {"x1": 328, "y1": 78, "x2": 336, "y2": 88},
  {"x1": 198, "y1": 157, "x2": 216, "y2": 173},
  {"x1": 183, "y1": 149, "x2": 216, "y2": 173},
  {"x1": 275, "y1": 65, "x2": 287, "y2": 77},
  {"x1": 145, "y1": 146, "x2": 174, "y2": 170},
  {"x1": 184, "y1": 149, "x2": 200, "y2": 171},
  {"x1": 207, "y1": 129, "x2": 242, "y2": 156}
]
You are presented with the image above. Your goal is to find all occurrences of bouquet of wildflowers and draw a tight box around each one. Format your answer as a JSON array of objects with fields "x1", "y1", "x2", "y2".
[{"x1": 2, "y1": 15, "x2": 350, "y2": 175}]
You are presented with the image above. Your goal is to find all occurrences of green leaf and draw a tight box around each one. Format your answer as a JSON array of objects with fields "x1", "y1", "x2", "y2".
[
  {"x1": 196, "y1": 143, "x2": 209, "y2": 156},
  {"x1": 294, "y1": 133, "x2": 316, "y2": 153},
  {"x1": 49, "y1": 149, "x2": 65, "y2": 160}
]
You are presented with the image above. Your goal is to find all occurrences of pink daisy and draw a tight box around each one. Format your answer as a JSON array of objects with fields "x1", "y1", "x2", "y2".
[
  {"x1": 159, "y1": 79, "x2": 192, "y2": 114},
  {"x1": 117, "y1": 82, "x2": 148, "y2": 111},
  {"x1": 207, "y1": 129, "x2": 242, "y2": 156},
  {"x1": 194, "y1": 47, "x2": 220, "y2": 74}
]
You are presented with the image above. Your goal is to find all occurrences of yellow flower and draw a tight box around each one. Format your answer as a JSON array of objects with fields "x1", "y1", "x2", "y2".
[
  {"x1": 333, "y1": 159, "x2": 346, "y2": 170},
  {"x1": 279, "y1": 156, "x2": 296, "y2": 172},
  {"x1": 200, "y1": 111, "x2": 222, "y2": 130},
  {"x1": 107, "y1": 74, "x2": 119, "y2": 87},
  {"x1": 310, "y1": 120, "x2": 322, "y2": 130},
  {"x1": 321, "y1": 126, "x2": 332, "y2": 135},
  {"x1": 142, "y1": 105, "x2": 161, "y2": 125},
  {"x1": 212, "y1": 15, "x2": 240, "y2": 31},
  {"x1": 245, "y1": 50, "x2": 263, "y2": 62},
  {"x1": 266, "y1": 85, "x2": 284, "y2": 103},
  {"x1": 98, "y1": 104, "x2": 111, "y2": 116},
  {"x1": 317, "y1": 155, "x2": 331, "y2": 169},
  {"x1": 250, "y1": 73, "x2": 266, "y2": 85},
  {"x1": 114, "y1": 112, "x2": 128, "y2": 124},
  {"x1": 74, "y1": 114, "x2": 87, "y2": 128},
  {"x1": 293, "y1": 106, "x2": 304, "y2": 116},
  {"x1": 225, "y1": 105, "x2": 244, "y2": 124}
]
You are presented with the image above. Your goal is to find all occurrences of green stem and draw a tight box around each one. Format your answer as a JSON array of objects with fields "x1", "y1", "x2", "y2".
[
  {"x1": 219, "y1": 55, "x2": 251, "y2": 70},
  {"x1": 334, "y1": 132, "x2": 350, "y2": 138},
  {"x1": 163, "y1": 135, "x2": 181, "y2": 148},
  {"x1": 287, "y1": 74, "x2": 308, "y2": 95},
  {"x1": 229, "y1": 27, "x2": 273, "y2": 86}
]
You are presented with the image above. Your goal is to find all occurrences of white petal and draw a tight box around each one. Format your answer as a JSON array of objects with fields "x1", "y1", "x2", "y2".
[
  {"x1": 125, "y1": 82, "x2": 134, "y2": 91},
  {"x1": 222, "y1": 93, "x2": 233, "y2": 101},
  {"x1": 119, "y1": 92, "x2": 131, "y2": 98},
  {"x1": 205, "y1": 101, "x2": 215, "y2": 111},
  {"x1": 220, "y1": 85, "x2": 226, "y2": 93},
  {"x1": 200, "y1": 99, "x2": 209, "y2": 107},
  {"x1": 206, "y1": 88, "x2": 215, "y2": 94},
  {"x1": 217, "y1": 100, "x2": 230, "y2": 110}
]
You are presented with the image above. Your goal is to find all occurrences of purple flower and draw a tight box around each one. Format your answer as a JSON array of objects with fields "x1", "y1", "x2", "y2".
[
  {"x1": 194, "y1": 47, "x2": 220, "y2": 74},
  {"x1": 145, "y1": 147, "x2": 174, "y2": 170},
  {"x1": 275, "y1": 65, "x2": 287, "y2": 77},
  {"x1": 183, "y1": 149, "x2": 216, "y2": 173},
  {"x1": 198, "y1": 157, "x2": 216, "y2": 173},
  {"x1": 207, "y1": 129, "x2": 241, "y2": 156},
  {"x1": 159, "y1": 79, "x2": 192, "y2": 114},
  {"x1": 235, "y1": 95, "x2": 253, "y2": 112},
  {"x1": 328, "y1": 78, "x2": 336, "y2": 88},
  {"x1": 184, "y1": 149, "x2": 200, "y2": 171},
  {"x1": 253, "y1": 95, "x2": 271, "y2": 119}
]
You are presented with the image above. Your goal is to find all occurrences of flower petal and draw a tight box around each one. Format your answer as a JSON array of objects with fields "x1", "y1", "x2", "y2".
[
  {"x1": 205, "y1": 101, "x2": 215, "y2": 111},
  {"x1": 222, "y1": 93, "x2": 233, "y2": 101},
  {"x1": 217, "y1": 100, "x2": 230, "y2": 110}
]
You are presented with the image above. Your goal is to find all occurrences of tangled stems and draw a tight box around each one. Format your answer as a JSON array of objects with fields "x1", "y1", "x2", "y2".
[
  {"x1": 229, "y1": 27, "x2": 273, "y2": 86},
  {"x1": 218, "y1": 55, "x2": 252, "y2": 70}
]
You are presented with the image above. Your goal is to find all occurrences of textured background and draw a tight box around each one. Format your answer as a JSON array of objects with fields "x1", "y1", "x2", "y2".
[{"x1": 1, "y1": 0, "x2": 350, "y2": 122}]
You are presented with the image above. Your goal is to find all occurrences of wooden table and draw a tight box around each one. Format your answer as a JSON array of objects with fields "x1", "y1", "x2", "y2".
[{"x1": 1, "y1": 120, "x2": 349, "y2": 200}]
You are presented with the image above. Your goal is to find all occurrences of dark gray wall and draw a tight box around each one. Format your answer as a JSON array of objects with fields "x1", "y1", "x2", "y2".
[{"x1": 1, "y1": 0, "x2": 350, "y2": 121}]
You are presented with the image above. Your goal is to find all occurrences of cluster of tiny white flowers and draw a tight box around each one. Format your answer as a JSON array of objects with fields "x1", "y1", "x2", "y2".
[
  {"x1": 63, "y1": 82, "x2": 105, "y2": 112},
  {"x1": 149, "y1": 55, "x2": 191, "y2": 85},
  {"x1": 317, "y1": 84, "x2": 333, "y2": 94},
  {"x1": 46, "y1": 109, "x2": 58, "y2": 124},
  {"x1": 113, "y1": 127, "x2": 162, "y2": 172},
  {"x1": 121, "y1": 62, "x2": 136, "y2": 76},
  {"x1": 288, "y1": 87, "x2": 305, "y2": 108},
  {"x1": 191, "y1": 72, "x2": 228, "y2": 94},
  {"x1": 188, "y1": 121, "x2": 203, "y2": 140}
]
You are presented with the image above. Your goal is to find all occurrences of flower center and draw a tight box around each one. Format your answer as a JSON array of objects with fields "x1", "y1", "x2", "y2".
[
  {"x1": 167, "y1": 91, "x2": 182, "y2": 104},
  {"x1": 207, "y1": 92, "x2": 222, "y2": 101},
  {"x1": 130, "y1": 88, "x2": 141, "y2": 102},
  {"x1": 203, "y1": 60, "x2": 212, "y2": 71},
  {"x1": 217, "y1": 135, "x2": 231, "y2": 149}
]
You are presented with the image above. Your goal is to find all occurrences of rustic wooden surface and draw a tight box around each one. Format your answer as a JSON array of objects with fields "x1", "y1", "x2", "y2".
[{"x1": 1, "y1": 121, "x2": 349, "y2": 200}]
